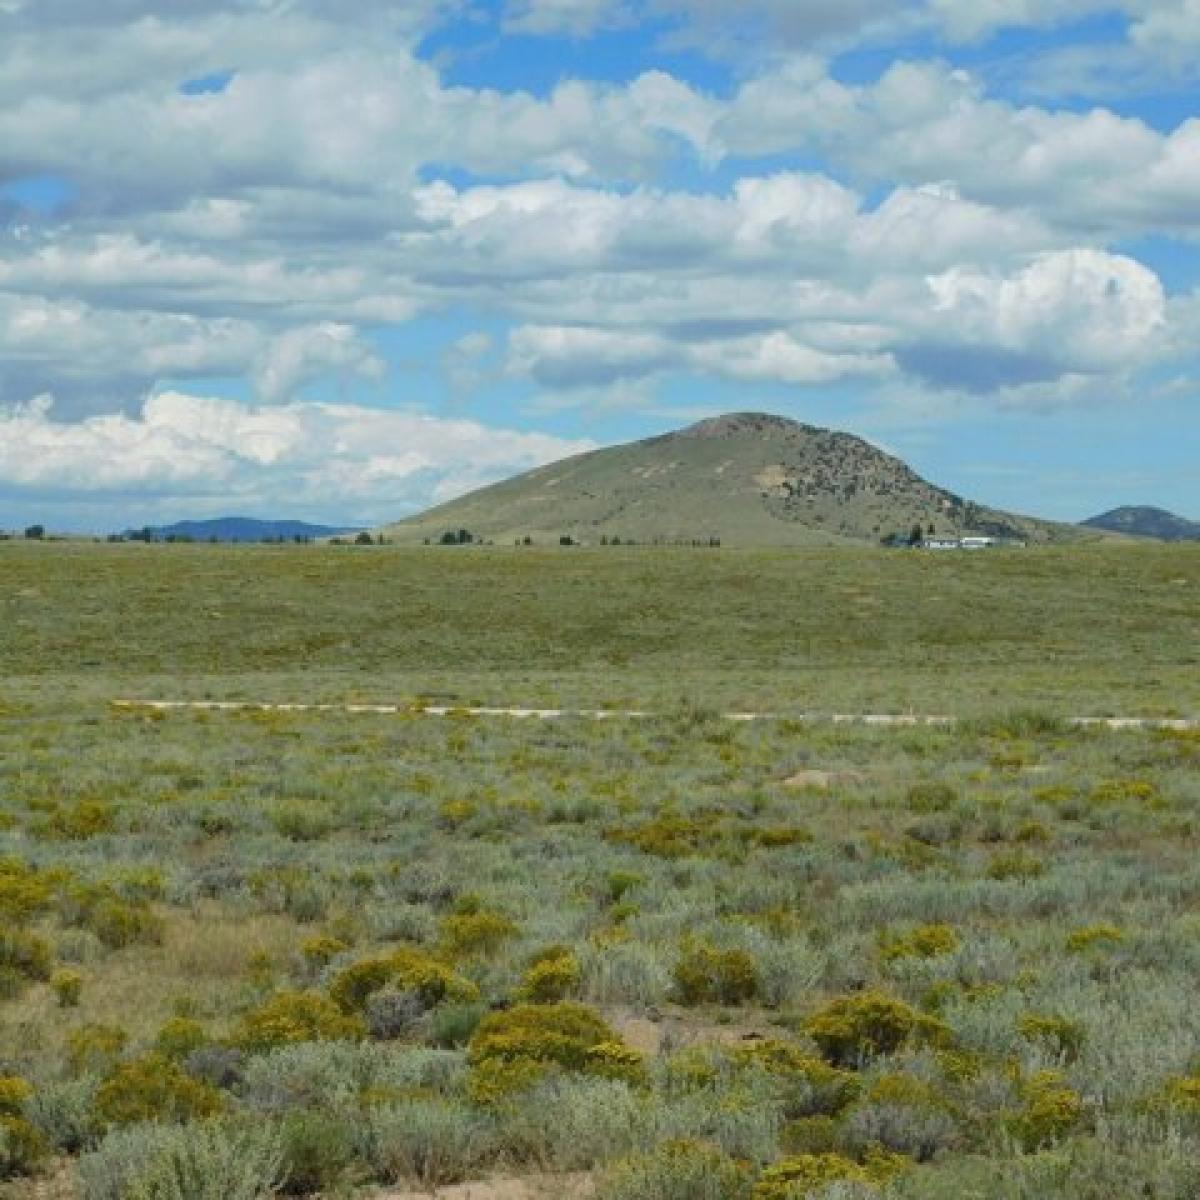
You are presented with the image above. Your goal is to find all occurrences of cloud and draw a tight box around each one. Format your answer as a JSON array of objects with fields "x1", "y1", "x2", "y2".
[
  {"x1": 0, "y1": 0, "x2": 1192, "y2": 454},
  {"x1": 253, "y1": 324, "x2": 385, "y2": 404},
  {"x1": 899, "y1": 249, "x2": 1167, "y2": 390},
  {"x1": 719, "y1": 60, "x2": 1200, "y2": 237},
  {"x1": 504, "y1": 0, "x2": 633, "y2": 36},
  {"x1": 0, "y1": 391, "x2": 594, "y2": 527}
]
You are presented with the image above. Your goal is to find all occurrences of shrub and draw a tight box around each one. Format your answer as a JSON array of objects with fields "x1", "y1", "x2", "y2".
[
  {"x1": 0, "y1": 928, "x2": 53, "y2": 982},
  {"x1": 77, "y1": 1120, "x2": 284, "y2": 1200},
  {"x1": 299, "y1": 934, "x2": 348, "y2": 969},
  {"x1": 1017, "y1": 1013, "x2": 1085, "y2": 1062},
  {"x1": 1006, "y1": 1071, "x2": 1084, "y2": 1150},
  {"x1": 329, "y1": 949, "x2": 479, "y2": 1014},
  {"x1": 439, "y1": 910, "x2": 520, "y2": 958},
  {"x1": 0, "y1": 859, "x2": 54, "y2": 922},
  {"x1": 1065, "y1": 924, "x2": 1126, "y2": 954},
  {"x1": 94, "y1": 1054, "x2": 224, "y2": 1127},
  {"x1": 33, "y1": 799, "x2": 117, "y2": 841},
  {"x1": 842, "y1": 1074, "x2": 960, "y2": 1162},
  {"x1": 673, "y1": 939, "x2": 760, "y2": 1006},
  {"x1": 499, "y1": 1075, "x2": 647, "y2": 1170},
  {"x1": 1160, "y1": 1075, "x2": 1200, "y2": 1116},
  {"x1": 607, "y1": 815, "x2": 719, "y2": 860},
  {"x1": 0, "y1": 1077, "x2": 32, "y2": 1117},
  {"x1": 269, "y1": 800, "x2": 336, "y2": 843},
  {"x1": 754, "y1": 1153, "x2": 871, "y2": 1198},
  {"x1": 366, "y1": 1098, "x2": 491, "y2": 1186},
  {"x1": 732, "y1": 1042, "x2": 860, "y2": 1118},
  {"x1": 154, "y1": 1018, "x2": 209, "y2": 1061},
  {"x1": 235, "y1": 991, "x2": 365, "y2": 1052},
  {"x1": 779, "y1": 1116, "x2": 842, "y2": 1157},
  {"x1": 878, "y1": 924, "x2": 960, "y2": 963},
  {"x1": 905, "y1": 782, "x2": 958, "y2": 814},
  {"x1": 24, "y1": 1077, "x2": 99, "y2": 1153},
  {"x1": 277, "y1": 1109, "x2": 357, "y2": 1196},
  {"x1": 431, "y1": 1002, "x2": 487, "y2": 1048},
  {"x1": 76, "y1": 895, "x2": 165, "y2": 949},
  {"x1": 468, "y1": 1003, "x2": 644, "y2": 1100},
  {"x1": 0, "y1": 1114, "x2": 48, "y2": 1180},
  {"x1": 68, "y1": 1025, "x2": 129, "y2": 1077},
  {"x1": 185, "y1": 1046, "x2": 246, "y2": 1092},
  {"x1": 520, "y1": 947, "x2": 582, "y2": 1003},
  {"x1": 753, "y1": 1150, "x2": 907, "y2": 1198},
  {"x1": 365, "y1": 989, "x2": 427, "y2": 1040},
  {"x1": 805, "y1": 992, "x2": 951, "y2": 1067},
  {"x1": 596, "y1": 1140, "x2": 753, "y2": 1200},
  {"x1": 986, "y1": 852, "x2": 1045, "y2": 881},
  {"x1": 50, "y1": 967, "x2": 84, "y2": 1007}
]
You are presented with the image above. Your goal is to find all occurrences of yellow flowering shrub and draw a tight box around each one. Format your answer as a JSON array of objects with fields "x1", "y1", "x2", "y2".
[
  {"x1": 519, "y1": 947, "x2": 581, "y2": 1003},
  {"x1": 673, "y1": 939, "x2": 760, "y2": 1006},
  {"x1": 1006, "y1": 1071, "x2": 1084, "y2": 1150},
  {"x1": 439, "y1": 910, "x2": 520, "y2": 958},
  {"x1": 67, "y1": 1024, "x2": 128, "y2": 1076},
  {"x1": 467, "y1": 1002, "x2": 644, "y2": 1099},
  {"x1": 95, "y1": 1054, "x2": 224, "y2": 1127},
  {"x1": 329, "y1": 947, "x2": 479, "y2": 1013},
  {"x1": 235, "y1": 990, "x2": 365, "y2": 1052},
  {"x1": 732, "y1": 1041, "x2": 861, "y2": 1117},
  {"x1": 879, "y1": 924, "x2": 960, "y2": 963},
  {"x1": 805, "y1": 992, "x2": 951, "y2": 1066}
]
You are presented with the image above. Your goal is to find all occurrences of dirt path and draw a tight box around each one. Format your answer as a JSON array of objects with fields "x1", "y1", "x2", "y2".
[{"x1": 111, "y1": 700, "x2": 1199, "y2": 731}]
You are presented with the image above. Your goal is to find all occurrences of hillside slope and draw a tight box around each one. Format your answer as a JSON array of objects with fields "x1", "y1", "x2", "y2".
[
  {"x1": 383, "y1": 413, "x2": 1079, "y2": 546},
  {"x1": 1081, "y1": 506, "x2": 1200, "y2": 542}
]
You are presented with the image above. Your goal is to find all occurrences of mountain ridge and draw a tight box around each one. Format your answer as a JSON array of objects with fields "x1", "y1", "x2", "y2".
[
  {"x1": 121, "y1": 517, "x2": 362, "y2": 543},
  {"x1": 383, "y1": 412, "x2": 1084, "y2": 547},
  {"x1": 1081, "y1": 506, "x2": 1200, "y2": 542}
]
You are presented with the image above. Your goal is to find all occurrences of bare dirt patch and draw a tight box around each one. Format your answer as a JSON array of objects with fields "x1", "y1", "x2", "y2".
[
  {"x1": 782, "y1": 768, "x2": 867, "y2": 790},
  {"x1": 375, "y1": 1174, "x2": 593, "y2": 1200}
]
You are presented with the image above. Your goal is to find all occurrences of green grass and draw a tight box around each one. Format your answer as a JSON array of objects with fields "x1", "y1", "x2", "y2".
[
  {"x1": 1, "y1": 541, "x2": 1198, "y2": 1198},
  {"x1": 2, "y1": 541, "x2": 1197, "y2": 714}
]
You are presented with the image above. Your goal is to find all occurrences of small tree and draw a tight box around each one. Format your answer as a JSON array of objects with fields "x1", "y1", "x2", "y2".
[
  {"x1": 23, "y1": 524, "x2": 45, "y2": 540},
  {"x1": 354, "y1": 532, "x2": 375, "y2": 546}
]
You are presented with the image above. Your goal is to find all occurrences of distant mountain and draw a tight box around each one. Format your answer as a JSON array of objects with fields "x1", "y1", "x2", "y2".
[
  {"x1": 123, "y1": 517, "x2": 362, "y2": 543},
  {"x1": 1081, "y1": 506, "x2": 1200, "y2": 542},
  {"x1": 382, "y1": 412, "x2": 1081, "y2": 547}
]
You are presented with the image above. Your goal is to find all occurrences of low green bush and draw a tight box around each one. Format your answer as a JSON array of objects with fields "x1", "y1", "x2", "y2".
[
  {"x1": 596, "y1": 1139, "x2": 753, "y2": 1200},
  {"x1": 77, "y1": 1120, "x2": 284, "y2": 1200},
  {"x1": 276, "y1": 1109, "x2": 357, "y2": 1196},
  {"x1": 366, "y1": 1097, "x2": 491, "y2": 1186}
]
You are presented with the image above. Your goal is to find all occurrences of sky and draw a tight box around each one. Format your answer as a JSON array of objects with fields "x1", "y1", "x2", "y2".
[{"x1": 0, "y1": 0, "x2": 1197, "y2": 532}]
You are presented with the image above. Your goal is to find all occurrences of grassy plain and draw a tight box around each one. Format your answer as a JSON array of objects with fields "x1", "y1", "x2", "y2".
[{"x1": 0, "y1": 541, "x2": 1198, "y2": 1198}]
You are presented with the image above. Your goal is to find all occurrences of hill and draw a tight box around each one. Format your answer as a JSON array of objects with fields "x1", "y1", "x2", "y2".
[
  {"x1": 123, "y1": 517, "x2": 361, "y2": 543},
  {"x1": 1081, "y1": 506, "x2": 1200, "y2": 542},
  {"x1": 382, "y1": 412, "x2": 1077, "y2": 546}
]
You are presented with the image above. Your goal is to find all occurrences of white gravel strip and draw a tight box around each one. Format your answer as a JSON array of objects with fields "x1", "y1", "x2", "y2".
[{"x1": 109, "y1": 701, "x2": 1198, "y2": 730}]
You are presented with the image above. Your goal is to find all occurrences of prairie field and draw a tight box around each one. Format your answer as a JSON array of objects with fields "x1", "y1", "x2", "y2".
[{"x1": 1, "y1": 541, "x2": 1199, "y2": 1198}]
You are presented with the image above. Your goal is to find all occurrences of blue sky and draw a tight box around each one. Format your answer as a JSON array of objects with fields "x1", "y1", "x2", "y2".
[{"x1": 0, "y1": 0, "x2": 1196, "y2": 531}]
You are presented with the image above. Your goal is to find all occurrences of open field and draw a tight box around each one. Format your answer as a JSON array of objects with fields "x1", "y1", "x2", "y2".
[
  {"x1": 1, "y1": 542, "x2": 1199, "y2": 1198},
  {"x1": 2, "y1": 541, "x2": 1198, "y2": 715}
]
